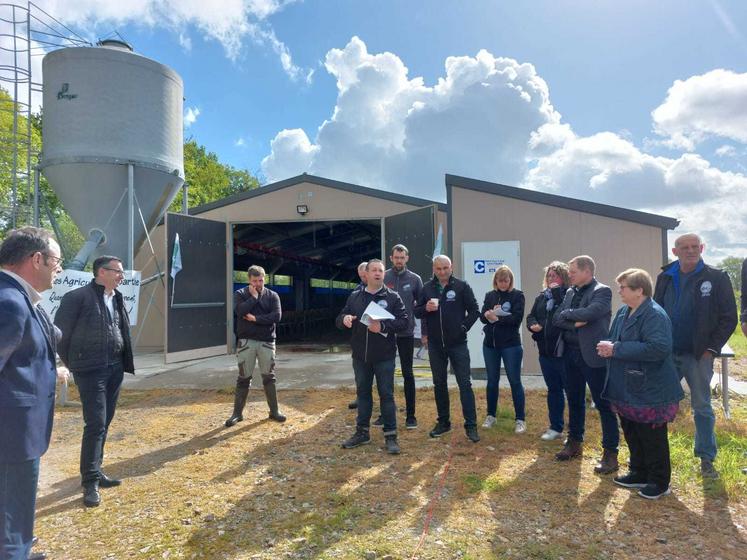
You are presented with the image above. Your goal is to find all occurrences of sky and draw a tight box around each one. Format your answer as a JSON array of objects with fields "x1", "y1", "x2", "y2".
[{"x1": 4, "y1": 0, "x2": 747, "y2": 260}]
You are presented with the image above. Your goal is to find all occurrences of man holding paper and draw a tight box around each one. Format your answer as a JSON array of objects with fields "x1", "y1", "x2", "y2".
[{"x1": 336, "y1": 259, "x2": 408, "y2": 454}]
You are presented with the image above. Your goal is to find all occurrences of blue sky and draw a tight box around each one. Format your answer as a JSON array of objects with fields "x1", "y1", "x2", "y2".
[{"x1": 10, "y1": 1, "x2": 747, "y2": 258}]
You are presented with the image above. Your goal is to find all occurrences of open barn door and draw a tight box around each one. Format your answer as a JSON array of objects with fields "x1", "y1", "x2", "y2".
[
  {"x1": 384, "y1": 205, "x2": 437, "y2": 281},
  {"x1": 165, "y1": 212, "x2": 228, "y2": 363}
]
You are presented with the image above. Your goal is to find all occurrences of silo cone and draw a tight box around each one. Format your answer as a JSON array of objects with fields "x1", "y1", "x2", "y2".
[{"x1": 40, "y1": 41, "x2": 184, "y2": 267}]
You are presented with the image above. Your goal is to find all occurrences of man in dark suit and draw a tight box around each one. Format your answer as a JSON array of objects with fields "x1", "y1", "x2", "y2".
[
  {"x1": 553, "y1": 255, "x2": 619, "y2": 472},
  {"x1": 55, "y1": 256, "x2": 135, "y2": 508},
  {"x1": 0, "y1": 227, "x2": 62, "y2": 560}
]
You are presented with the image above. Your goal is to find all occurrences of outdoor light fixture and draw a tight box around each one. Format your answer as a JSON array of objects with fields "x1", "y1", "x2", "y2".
[{"x1": 297, "y1": 204, "x2": 309, "y2": 215}]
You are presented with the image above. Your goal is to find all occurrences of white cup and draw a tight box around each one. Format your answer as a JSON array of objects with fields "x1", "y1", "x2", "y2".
[{"x1": 430, "y1": 297, "x2": 439, "y2": 309}]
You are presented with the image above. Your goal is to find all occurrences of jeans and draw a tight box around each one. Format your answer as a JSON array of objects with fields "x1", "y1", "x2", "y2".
[
  {"x1": 674, "y1": 353, "x2": 717, "y2": 460},
  {"x1": 353, "y1": 358, "x2": 397, "y2": 435},
  {"x1": 0, "y1": 458, "x2": 39, "y2": 560},
  {"x1": 562, "y1": 346, "x2": 619, "y2": 451},
  {"x1": 73, "y1": 363, "x2": 124, "y2": 485},
  {"x1": 539, "y1": 355, "x2": 566, "y2": 432},
  {"x1": 428, "y1": 341, "x2": 477, "y2": 429},
  {"x1": 396, "y1": 336, "x2": 416, "y2": 418},
  {"x1": 620, "y1": 416, "x2": 671, "y2": 488},
  {"x1": 483, "y1": 344, "x2": 525, "y2": 420}
]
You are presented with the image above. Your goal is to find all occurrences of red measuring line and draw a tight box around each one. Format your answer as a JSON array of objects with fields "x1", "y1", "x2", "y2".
[{"x1": 409, "y1": 430, "x2": 457, "y2": 560}]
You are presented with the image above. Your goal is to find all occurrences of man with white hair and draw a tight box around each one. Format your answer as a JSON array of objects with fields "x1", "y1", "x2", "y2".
[
  {"x1": 653, "y1": 233, "x2": 737, "y2": 478},
  {"x1": 415, "y1": 255, "x2": 480, "y2": 442}
]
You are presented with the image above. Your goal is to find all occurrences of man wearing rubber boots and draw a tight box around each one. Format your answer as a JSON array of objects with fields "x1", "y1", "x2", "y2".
[{"x1": 226, "y1": 265, "x2": 285, "y2": 427}]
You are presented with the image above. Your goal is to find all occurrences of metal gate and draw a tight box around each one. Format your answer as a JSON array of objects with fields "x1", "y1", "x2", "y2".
[
  {"x1": 384, "y1": 205, "x2": 437, "y2": 281},
  {"x1": 165, "y1": 213, "x2": 227, "y2": 363}
]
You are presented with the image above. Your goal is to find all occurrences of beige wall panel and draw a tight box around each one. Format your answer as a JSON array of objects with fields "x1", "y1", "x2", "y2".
[{"x1": 450, "y1": 186, "x2": 665, "y2": 374}]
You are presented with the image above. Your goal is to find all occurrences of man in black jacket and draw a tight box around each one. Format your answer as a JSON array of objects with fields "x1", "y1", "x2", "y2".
[
  {"x1": 336, "y1": 259, "x2": 408, "y2": 454},
  {"x1": 225, "y1": 265, "x2": 285, "y2": 427},
  {"x1": 552, "y1": 255, "x2": 618, "y2": 473},
  {"x1": 414, "y1": 255, "x2": 480, "y2": 442},
  {"x1": 654, "y1": 233, "x2": 737, "y2": 478},
  {"x1": 55, "y1": 256, "x2": 134, "y2": 508}
]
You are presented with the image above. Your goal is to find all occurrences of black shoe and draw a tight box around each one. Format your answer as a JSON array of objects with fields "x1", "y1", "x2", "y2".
[
  {"x1": 385, "y1": 435, "x2": 401, "y2": 455},
  {"x1": 465, "y1": 427, "x2": 480, "y2": 443},
  {"x1": 405, "y1": 416, "x2": 418, "y2": 430},
  {"x1": 341, "y1": 430, "x2": 371, "y2": 449},
  {"x1": 348, "y1": 400, "x2": 358, "y2": 410},
  {"x1": 638, "y1": 484, "x2": 671, "y2": 500},
  {"x1": 372, "y1": 416, "x2": 384, "y2": 427},
  {"x1": 613, "y1": 471, "x2": 648, "y2": 489},
  {"x1": 225, "y1": 413, "x2": 243, "y2": 427},
  {"x1": 269, "y1": 411, "x2": 287, "y2": 423},
  {"x1": 83, "y1": 483, "x2": 100, "y2": 508},
  {"x1": 99, "y1": 473, "x2": 122, "y2": 488},
  {"x1": 429, "y1": 422, "x2": 451, "y2": 438}
]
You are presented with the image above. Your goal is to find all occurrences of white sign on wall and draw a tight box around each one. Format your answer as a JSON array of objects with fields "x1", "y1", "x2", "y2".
[
  {"x1": 39, "y1": 269, "x2": 142, "y2": 325},
  {"x1": 462, "y1": 241, "x2": 521, "y2": 369}
]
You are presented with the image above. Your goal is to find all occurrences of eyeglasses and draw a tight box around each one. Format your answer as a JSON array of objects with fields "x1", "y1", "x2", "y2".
[
  {"x1": 103, "y1": 267, "x2": 125, "y2": 275},
  {"x1": 42, "y1": 253, "x2": 63, "y2": 267}
]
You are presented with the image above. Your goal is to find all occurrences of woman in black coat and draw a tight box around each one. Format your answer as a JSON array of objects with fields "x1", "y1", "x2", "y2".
[{"x1": 526, "y1": 261, "x2": 570, "y2": 441}]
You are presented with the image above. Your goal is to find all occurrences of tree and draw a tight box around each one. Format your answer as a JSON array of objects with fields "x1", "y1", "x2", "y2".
[{"x1": 719, "y1": 256, "x2": 743, "y2": 293}]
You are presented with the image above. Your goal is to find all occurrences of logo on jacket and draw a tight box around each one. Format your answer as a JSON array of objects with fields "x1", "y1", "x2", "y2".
[
  {"x1": 377, "y1": 300, "x2": 389, "y2": 309},
  {"x1": 446, "y1": 290, "x2": 456, "y2": 300},
  {"x1": 474, "y1": 260, "x2": 486, "y2": 273},
  {"x1": 501, "y1": 302, "x2": 512, "y2": 312},
  {"x1": 700, "y1": 281, "x2": 712, "y2": 297}
]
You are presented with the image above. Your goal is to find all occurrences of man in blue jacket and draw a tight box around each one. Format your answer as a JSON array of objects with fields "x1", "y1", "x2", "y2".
[
  {"x1": 654, "y1": 233, "x2": 737, "y2": 478},
  {"x1": 0, "y1": 227, "x2": 62, "y2": 560}
]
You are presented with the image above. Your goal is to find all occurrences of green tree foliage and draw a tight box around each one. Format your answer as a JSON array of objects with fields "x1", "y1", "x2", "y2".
[
  {"x1": 169, "y1": 138, "x2": 259, "y2": 211},
  {"x1": 719, "y1": 256, "x2": 743, "y2": 292}
]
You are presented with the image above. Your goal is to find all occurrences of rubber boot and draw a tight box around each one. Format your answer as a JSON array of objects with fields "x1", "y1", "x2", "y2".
[
  {"x1": 225, "y1": 379, "x2": 250, "y2": 427},
  {"x1": 263, "y1": 379, "x2": 286, "y2": 422}
]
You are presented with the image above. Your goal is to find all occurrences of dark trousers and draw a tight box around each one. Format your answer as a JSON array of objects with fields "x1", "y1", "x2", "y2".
[
  {"x1": 0, "y1": 458, "x2": 39, "y2": 560},
  {"x1": 538, "y1": 355, "x2": 566, "y2": 432},
  {"x1": 353, "y1": 358, "x2": 397, "y2": 435},
  {"x1": 562, "y1": 346, "x2": 619, "y2": 451},
  {"x1": 73, "y1": 363, "x2": 124, "y2": 485},
  {"x1": 396, "y1": 336, "x2": 416, "y2": 417},
  {"x1": 620, "y1": 416, "x2": 671, "y2": 488},
  {"x1": 428, "y1": 341, "x2": 477, "y2": 429}
]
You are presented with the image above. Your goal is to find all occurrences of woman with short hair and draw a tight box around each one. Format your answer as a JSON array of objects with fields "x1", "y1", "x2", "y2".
[
  {"x1": 597, "y1": 268, "x2": 684, "y2": 500},
  {"x1": 480, "y1": 265, "x2": 526, "y2": 433}
]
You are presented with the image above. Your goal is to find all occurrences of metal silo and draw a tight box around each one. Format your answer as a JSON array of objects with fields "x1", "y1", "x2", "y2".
[{"x1": 40, "y1": 40, "x2": 184, "y2": 268}]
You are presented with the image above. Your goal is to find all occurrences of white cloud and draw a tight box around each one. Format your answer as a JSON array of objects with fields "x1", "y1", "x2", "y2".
[
  {"x1": 262, "y1": 37, "x2": 747, "y2": 258},
  {"x1": 33, "y1": 0, "x2": 307, "y2": 80},
  {"x1": 234, "y1": 136, "x2": 246, "y2": 147},
  {"x1": 715, "y1": 144, "x2": 737, "y2": 158},
  {"x1": 184, "y1": 106, "x2": 200, "y2": 127},
  {"x1": 652, "y1": 69, "x2": 747, "y2": 150}
]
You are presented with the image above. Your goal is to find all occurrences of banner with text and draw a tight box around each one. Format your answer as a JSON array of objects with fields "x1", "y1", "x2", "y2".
[{"x1": 39, "y1": 270, "x2": 142, "y2": 325}]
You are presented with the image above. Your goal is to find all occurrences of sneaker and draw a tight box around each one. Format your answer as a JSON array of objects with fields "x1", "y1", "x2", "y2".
[
  {"x1": 514, "y1": 420, "x2": 527, "y2": 434},
  {"x1": 385, "y1": 435, "x2": 400, "y2": 455},
  {"x1": 405, "y1": 416, "x2": 418, "y2": 430},
  {"x1": 465, "y1": 426, "x2": 480, "y2": 443},
  {"x1": 482, "y1": 415, "x2": 496, "y2": 428},
  {"x1": 540, "y1": 428, "x2": 562, "y2": 441},
  {"x1": 700, "y1": 458, "x2": 719, "y2": 479},
  {"x1": 341, "y1": 430, "x2": 371, "y2": 449},
  {"x1": 372, "y1": 416, "x2": 384, "y2": 428},
  {"x1": 429, "y1": 422, "x2": 452, "y2": 438},
  {"x1": 613, "y1": 471, "x2": 648, "y2": 489},
  {"x1": 637, "y1": 484, "x2": 671, "y2": 500}
]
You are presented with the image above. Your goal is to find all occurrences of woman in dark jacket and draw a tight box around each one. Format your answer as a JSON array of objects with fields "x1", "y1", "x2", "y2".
[
  {"x1": 480, "y1": 265, "x2": 526, "y2": 433},
  {"x1": 597, "y1": 268, "x2": 684, "y2": 500},
  {"x1": 526, "y1": 261, "x2": 570, "y2": 441}
]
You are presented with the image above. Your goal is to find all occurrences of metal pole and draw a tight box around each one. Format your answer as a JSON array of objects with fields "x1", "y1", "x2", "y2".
[
  {"x1": 33, "y1": 166, "x2": 40, "y2": 226},
  {"x1": 182, "y1": 182, "x2": 189, "y2": 214},
  {"x1": 128, "y1": 163, "x2": 135, "y2": 269}
]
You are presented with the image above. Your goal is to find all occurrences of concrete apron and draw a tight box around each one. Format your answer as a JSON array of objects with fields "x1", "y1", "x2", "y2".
[{"x1": 122, "y1": 344, "x2": 551, "y2": 391}]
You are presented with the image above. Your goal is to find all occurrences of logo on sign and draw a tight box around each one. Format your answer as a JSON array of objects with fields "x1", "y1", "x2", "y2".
[{"x1": 474, "y1": 260, "x2": 486, "y2": 273}]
